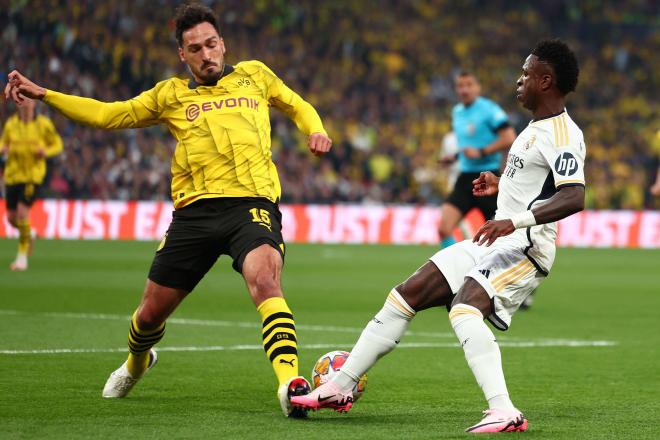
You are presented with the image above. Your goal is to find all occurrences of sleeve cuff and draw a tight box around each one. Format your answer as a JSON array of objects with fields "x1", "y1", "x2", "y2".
[{"x1": 555, "y1": 181, "x2": 585, "y2": 189}]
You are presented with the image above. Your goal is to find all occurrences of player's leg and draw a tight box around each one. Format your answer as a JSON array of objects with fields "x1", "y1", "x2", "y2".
[
  {"x1": 439, "y1": 173, "x2": 473, "y2": 248},
  {"x1": 103, "y1": 202, "x2": 220, "y2": 398},
  {"x1": 333, "y1": 262, "x2": 454, "y2": 386},
  {"x1": 241, "y1": 244, "x2": 302, "y2": 385},
  {"x1": 11, "y1": 192, "x2": 33, "y2": 271},
  {"x1": 439, "y1": 202, "x2": 463, "y2": 248},
  {"x1": 228, "y1": 199, "x2": 309, "y2": 416},
  {"x1": 242, "y1": 245, "x2": 312, "y2": 417},
  {"x1": 449, "y1": 250, "x2": 539, "y2": 433},
  {"x1": 292, "y1": 241, "x2": 485, "y2": 412},
  {"x1": 102, "y1": 280, "x2": 189, "y2": 398}
]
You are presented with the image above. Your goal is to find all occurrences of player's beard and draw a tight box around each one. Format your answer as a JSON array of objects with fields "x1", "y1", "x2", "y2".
[{"x1": 193, "y1": 62, "x2": 224, "y2": 85}]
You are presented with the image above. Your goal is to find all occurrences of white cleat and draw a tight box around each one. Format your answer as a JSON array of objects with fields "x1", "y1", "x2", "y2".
[
  {"x1": 102, "y1": 349, "x2": 158, "y2": 398},
  {"x1": 10, "y1": 257, "x2": 28, "y2": 271},
  {"x1": 277, "y1": 376, "x2": 311, "y2": 418}
]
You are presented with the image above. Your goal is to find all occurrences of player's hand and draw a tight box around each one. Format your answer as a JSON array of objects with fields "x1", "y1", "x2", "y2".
[
  {"x1": 36, "y1": 147, "x2": 46, "y2": 158},
  {"x1": 473, "y1": 219, "x2": 515, "y2": 247},
  {"x1": 462, "y1": 147, "x2": 483, "y2": 159},
  {"x1": 308, "y1": 132, "x2": 332, "y2": 156},
  {"x1": 472, "y1": 171, "x2": 499, "y2": 197},
  {"x1": 4, "y1": 70, "x2": 47, "y2": 104}
]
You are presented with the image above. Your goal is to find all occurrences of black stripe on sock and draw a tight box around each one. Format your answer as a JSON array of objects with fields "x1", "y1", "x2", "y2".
[
  {"x1": 262, "y1": 322, "x2": 296, "y2": 340},
  {"x1": 129, "y1": 328, "x2": 165, "y2": 345},
  {"x1": 268, "y1": 345, "x2": 298, "y2": 362},
  {"x1": 130, "y1": 321, "x2": 165, "y2": 338},
  {"x1": 262, "y1": 312, "x2": 294, "y2": 329},
  {"x1": 263, "y1": 331, "x2": 298, "y2": 354}
]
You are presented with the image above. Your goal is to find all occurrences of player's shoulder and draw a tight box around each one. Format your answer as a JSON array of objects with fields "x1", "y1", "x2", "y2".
[
  {"x1": 528, "y1": 110, "x2": 582, "y2": 148},
  {"x1": 235, "y1": 60, "x2": 277, "y2": 77},
  {"x1": 35, "y1": 114, "x2": 55, "y2": 126},
  {"x1": 153, "y1": 77, "x2": 186, "y2": 92},
  {"x1": 4, "y1": 114, "x2": 19, "y2": 126}
]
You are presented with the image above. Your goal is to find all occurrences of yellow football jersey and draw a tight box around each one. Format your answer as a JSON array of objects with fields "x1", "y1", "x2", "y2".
[
  {"x1": 43, "y1": 60, "x2": 327, "y2": 208},
  {"x1": 1, "y1": 114, "x2": 63, "y2": 185}
]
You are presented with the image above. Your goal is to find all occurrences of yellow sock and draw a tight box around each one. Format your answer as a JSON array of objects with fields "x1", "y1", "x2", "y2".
[
  {"x1": 16, "y1": 220, "x2": 31, "y2": 256},
  {"x1": 258, "y1": 297, "x2": 299, "y2": 386},
  {"x1": 126, "y1": 311, "x2": 165, "y2": 377}
]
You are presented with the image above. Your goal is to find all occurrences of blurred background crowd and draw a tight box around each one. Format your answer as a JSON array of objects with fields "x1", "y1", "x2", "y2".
[{"x1": 1, "y1": 0, "x2": 658, "y2": 208}]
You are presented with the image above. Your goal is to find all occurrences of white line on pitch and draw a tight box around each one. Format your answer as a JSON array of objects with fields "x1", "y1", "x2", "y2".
[
  {"x1": 0, "y1": 340, "x2": 618, "y2": 355},
  {"x1": 0, "y1": 309, "x2": 455, "y2": 338}
]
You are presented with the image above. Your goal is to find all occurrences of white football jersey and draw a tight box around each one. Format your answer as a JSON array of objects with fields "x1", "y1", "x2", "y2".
[{"x1": 495, "y1": 110, "x2": 586, "y2": 273}]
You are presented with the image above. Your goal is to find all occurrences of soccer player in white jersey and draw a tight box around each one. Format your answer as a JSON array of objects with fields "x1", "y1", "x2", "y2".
[{"x1": 293, "y1": 39, "x2": 584, "y2": 434}]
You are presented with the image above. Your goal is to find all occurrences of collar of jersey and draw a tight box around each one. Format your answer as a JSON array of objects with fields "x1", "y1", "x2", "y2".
[
  {"x1": 188, "y1": 64, "x2": 235, "y2": 89},
  {"x1": 531, "y1": 108, "x2": 566, "y2": 123}
]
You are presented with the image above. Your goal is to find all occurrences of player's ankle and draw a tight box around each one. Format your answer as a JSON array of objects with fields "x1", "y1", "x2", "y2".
[
  {"x1": 487, "y1": 394, "x2": 515, "y2": 411},
  {"x1": 331, "y1": 370, "x2": 359, "y2": 392}
]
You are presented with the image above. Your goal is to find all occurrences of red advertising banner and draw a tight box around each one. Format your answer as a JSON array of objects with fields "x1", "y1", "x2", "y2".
[{"x1": 1, "y1": 200, "x2": 658, "y2": 248}]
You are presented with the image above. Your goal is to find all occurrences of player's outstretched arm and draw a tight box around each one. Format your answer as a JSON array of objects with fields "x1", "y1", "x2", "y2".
[
  {"x1": 5, "y1": 70, "x2": 160, "y2": 129},
  {"x1": 474, "y1": 185, "x2": 584, "y2": 246},
  {"x1": 472, "y1": 171, "x2": 500, "y2": 197}
]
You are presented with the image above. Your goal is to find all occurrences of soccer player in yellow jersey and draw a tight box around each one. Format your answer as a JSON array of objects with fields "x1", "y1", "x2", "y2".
[
  {"x1": 5, "y1": 3, "x2": 331, "y2": 417},
  {"x1": 1, "y1": 97, "x2": 62, "y2": 271}
]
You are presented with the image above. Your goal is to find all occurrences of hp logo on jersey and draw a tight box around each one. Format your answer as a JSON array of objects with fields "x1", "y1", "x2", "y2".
[{"x1": 554, "y1": 152, "x2": 578, "y2": 176}]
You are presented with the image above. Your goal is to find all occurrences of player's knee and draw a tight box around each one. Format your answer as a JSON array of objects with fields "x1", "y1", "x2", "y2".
[
  {"x1": 248, "y1": 271, "x2": 282, "y2": 302},
  {"x1": 135, "y1": 307, "x2": 166, "y2": 331},
  {"x1": 451, "y1": 278, "x2": 492, "y2": 316}
]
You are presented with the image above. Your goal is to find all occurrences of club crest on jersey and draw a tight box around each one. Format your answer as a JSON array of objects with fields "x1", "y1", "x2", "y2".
[
  {"x1": 522, "y1": 135, "x2": 536, "y2": 150},
  {"x1": 554, "y1": 152, "x2": 578, "y2": 176}
]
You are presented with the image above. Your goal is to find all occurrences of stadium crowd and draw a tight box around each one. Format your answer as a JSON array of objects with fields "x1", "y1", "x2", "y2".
[{"x1": 1, "y1": 0, "x2": 658, "y2": 208}]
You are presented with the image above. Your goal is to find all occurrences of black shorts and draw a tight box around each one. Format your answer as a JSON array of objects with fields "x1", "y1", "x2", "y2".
[
  {"x1": 446, "y1": 171, "x2": 499, "y2": 219},
  {"x1": 148, "y1": 197, "x2": 285, "y2": 292},
  {"x1": 5, "y1": 183, "x2": 40, "y2": 210}
]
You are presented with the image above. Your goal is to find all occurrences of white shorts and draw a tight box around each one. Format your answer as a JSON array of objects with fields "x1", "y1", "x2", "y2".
[{"x1": 429, "y1": 239, "x2": 548, "y2": 331}]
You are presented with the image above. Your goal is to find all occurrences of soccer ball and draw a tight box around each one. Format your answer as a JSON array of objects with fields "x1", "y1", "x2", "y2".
[{"x1": 311, "y1": 350, "x2": 367, "y2": 400}]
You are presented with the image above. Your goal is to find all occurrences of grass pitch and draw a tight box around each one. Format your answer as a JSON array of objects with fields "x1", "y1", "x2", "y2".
[{"x1": 0, "y1": 240, "x2": 658, "y2": 439}]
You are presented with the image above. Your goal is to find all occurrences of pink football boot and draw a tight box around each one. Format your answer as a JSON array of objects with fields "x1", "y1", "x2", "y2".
[
  {"x1": 466, "y1": 408, "x2": 528, "y2": 433},
  {"x1": 290, "y1": 381, "x2": 353, "y2": 413}
]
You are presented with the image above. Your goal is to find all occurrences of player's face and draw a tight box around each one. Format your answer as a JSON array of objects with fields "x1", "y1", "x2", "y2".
[
  {"x1": 455, "y1": 75, "x2": 481, "y2": 105},
  {"x1": 516, "y1": 55, "x2": 540, "y2": 110},
  {"x1": 179, "y1": 22, "x2": 226, "y2": 85}
]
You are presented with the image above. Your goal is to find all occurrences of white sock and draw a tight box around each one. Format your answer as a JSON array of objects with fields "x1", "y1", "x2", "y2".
[
  {"x1": 332, "y1": 289, "x2": 415, "y2": 391},
  {"x1": 449, "y1": 303, "x2": 515, "y2": 411}
]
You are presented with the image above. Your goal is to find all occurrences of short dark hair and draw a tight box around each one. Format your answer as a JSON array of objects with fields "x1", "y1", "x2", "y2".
[
  {"x1": 456, "y1": 70, "x2": 478, "y2": 81},
  {"x1": 532, "y1": 39, "x2": 579, "y2": 95},
  {"x1": 174, "y1": 2, "x2": 221, "y2": 47}
]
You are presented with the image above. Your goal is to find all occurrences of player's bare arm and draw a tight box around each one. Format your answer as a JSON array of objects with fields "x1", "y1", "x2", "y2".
[
  {"x1": 4, "y1": 71, "x2": 47, "y2": 103},
  {"x1": 474, "y1": 185, "x2": 584, "y2": 246}
]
